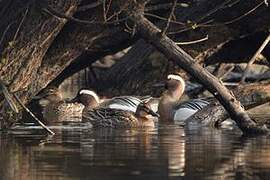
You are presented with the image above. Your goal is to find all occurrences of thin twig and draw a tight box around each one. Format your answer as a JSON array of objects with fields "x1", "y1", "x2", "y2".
[
  {"x1": 13, "y1": 94, "x2": 55, "y2": 135},
  {"x1": 105, "y1": 0, "x2": 113, "y2": 18},
  {"x1": 167, "y1": 1, "x2": 264, "y2": 35},
  {"x1": 167, "y1": 19, "x2": 214, "y2": 35},
  {"x1": 0, "y1": 22, "x2": 13, "y2": 46},
  {"x1": 145, "y1": 3, "x2": 174, "y2": 12},
  {"x1": 145, "y1": 2, "x2": 190, "y2": 12},
  {"x1": 44, "y1": 7, "x2": 128, "y2": 25},
  {"x1": 223, "y1": 1, "x2": 264, "y2": 25},
  {"x1": 103, "y1": 0, "x2": 107, "y2": 21},
  {"x1": 0, "y1": 81, "x2": 19, "y2": 113},
  {"x1": 199, "y1": 1, "x2": 265, "y2": 27},
  {"x1": 219, "y1": 64, "x2": 235, "y2": 81},
  {"x1": 241, "y1": 33, "x2": 270, "y2": 83},
  {"x1": 106, "y1": 10, "x2": 122, "y2": 21},
  {"x1": 175, "y1": 35, "x2": 208, "y2": 45},
  {"x1": 162, "y1": 0, "x2": 177, "y2": 35},
  {"x1": 144, "y1": 12, "x2": 185, "y2": 25},
  {"x1": 77, "y1": 0, "x2": 103, "y2": 12},
  {"x1": 197, "y1": 0, "x2": 239, "y2": 23},
  {"x1": 13, "y1": 6, "x2": 29, "y2": 42}
]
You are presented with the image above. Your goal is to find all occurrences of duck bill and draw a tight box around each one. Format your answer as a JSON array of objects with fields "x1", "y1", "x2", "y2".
[
  {"x1": 32, "y1": 92, "x2": 49, "y2": 100},
  {"x1": 148, "y1": 109, "x2": 160, "y2": 118},
  {"x1": 66, "y1": 96, "x2": 79, "y2": 103}
]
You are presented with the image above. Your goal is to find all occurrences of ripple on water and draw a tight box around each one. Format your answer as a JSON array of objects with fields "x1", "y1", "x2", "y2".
[{"x1": 1, "y1": 122, "x2": 270, "y2": 180}]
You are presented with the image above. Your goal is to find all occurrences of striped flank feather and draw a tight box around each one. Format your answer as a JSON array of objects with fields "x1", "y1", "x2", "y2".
[
  {"x1": 100, "y1": 96, "x2": 152, "y2": 113},
  {"x1": 174, "y1": 98, "x2": 210, "y2": 121},
  {"x1": 176, "y1": 99, "x2": 209, "y2": 111}
]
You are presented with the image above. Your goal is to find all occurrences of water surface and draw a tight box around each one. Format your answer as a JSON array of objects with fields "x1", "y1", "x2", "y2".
[{"x1": 1, "y1": 123, "x2": 270, "y2": 180}]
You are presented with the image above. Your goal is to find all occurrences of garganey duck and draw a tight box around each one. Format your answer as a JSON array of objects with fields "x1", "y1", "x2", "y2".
[
  {"x1": 32, "y1": 87, "x2": 84, "y2": 121},
  {"x1": 82, "y1": 102, "x2": 159, "y2": 128},
  {"x1": 158, "y1": 74, "x2": 209, "y2": 122},
  {"x1": 70, "y1": 89, "x2": 159, "y2": 128},
  {"x1": 71, "y1": 89, "x2": 152, "y2": 113}
]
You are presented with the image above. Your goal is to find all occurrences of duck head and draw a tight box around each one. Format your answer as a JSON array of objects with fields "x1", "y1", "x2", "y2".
[
  {"x1": 135, "y1": 102, "x2": 159, "y2": 127},
  {"x1": 33, "y1": 87, "x2": 63, "y2": 107},
  {"x1": 69, "y1": 89, "x2": 100, "y2": 109},
  {"x1": 136, "y1": 102, "x2": 160, "y2": 118},
  {"x1": 158, "y1": 74, "x2": 186, "y2": 122},
  {"x1": 165, "y1": 74, "x2": 185, "y2": 99}
]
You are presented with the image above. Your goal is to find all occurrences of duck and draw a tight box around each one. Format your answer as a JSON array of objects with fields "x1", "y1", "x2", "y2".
[
  {"x1": 68, "y1": 89, "x2": 100, "y2": 109},
  {"x1": 82, "y1": 102, "x2": 159, "y2": 128},
  {"x1": 31, "y1": 87, "x2": 84, "y2": 122},
  {"x1": 33, "y1": 86, "x2": 64, "y2": 106},
  {"x1": 98, "y1": 95, "x2": 152, "y2": 112},
  {"x1": 158, "y1": 74, "x2": 210, "y2": 122},
  {"x1": 69, "y1": 89, "x2": 159, "y2": 128},
  {"x1": 70, "y1": 89, "x2": 153, "y2": 113}
]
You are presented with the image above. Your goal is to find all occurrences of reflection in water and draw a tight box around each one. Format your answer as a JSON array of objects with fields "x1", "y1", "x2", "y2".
[{"x1": 1, "y1": 124, "x2": 270, "y2": 180}]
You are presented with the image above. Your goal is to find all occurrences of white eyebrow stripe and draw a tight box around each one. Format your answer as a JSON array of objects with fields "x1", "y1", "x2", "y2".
[
  {"x1": 79, "y1": 90, "x2": 100, "y2": 103},
  {"x1": 167, "y1": 74, "x2": 186, "y2": 93},
  {"x1": 168, "y1": 74, "x2": 183, "y2": 82}
]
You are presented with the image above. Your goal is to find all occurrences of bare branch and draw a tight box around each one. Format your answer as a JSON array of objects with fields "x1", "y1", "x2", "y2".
[
  {"x1": 167, "y1": 1, "x2": 264, "y2": 35},
  {"x1": 199, "y1": 1, "x2": 265, "y2": 27},
  {"x1": 175, "y1": 35, "x2": 208, "y2": 45},
  {"x1": 13, "y1": 6, "x2": 29, "y2": 42},
  {"x1": 145, "y1": 3, "x2": 174, "y2": 12},
  {"x1": 14, "y1": 94, "x2": 55, "y2": 135},
  {"x1": 145, "y1": 2, "x2": 189, "y2": 12},
  {"x1": 241, "y1": 33, "x2": 270, "y2": 83},
  {"x1": 105, "y1": 0, "x2": 113, "y2": 17},
  {"x1": 162, "y1": 0, "x2": 178, "y2": 35},
  {"x1": 43, "y1": 6, "x2": 128, "y2": 25},
  {"x1": 144, "y1": 12, "x2": 185, "y2": 25},
  {"x1": 0, "y1": 22, "x2": 13, "y2": 46},
  {"x1": 77, "y1": 0, "x2": 103, "y2": 12},
  {"x1": 103, "y1": 0, "x2": 107, "y2": 21}
]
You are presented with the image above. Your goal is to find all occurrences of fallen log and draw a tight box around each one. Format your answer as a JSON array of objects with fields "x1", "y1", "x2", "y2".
[
  {"x1": 129, "y1": 2, "x2": 268, "y2": 134},
  {"x1": 187, "y1": 83, "x2": 270, "y2": 127}
]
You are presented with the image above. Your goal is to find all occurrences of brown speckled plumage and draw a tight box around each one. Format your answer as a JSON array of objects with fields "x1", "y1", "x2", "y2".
[{"x1": 82, "y1": 108, "x2": 154, "y2": 128}]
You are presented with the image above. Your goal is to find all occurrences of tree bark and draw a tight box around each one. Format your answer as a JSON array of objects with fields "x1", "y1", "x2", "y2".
[
  {"x1": 130, "y1": 11, "x2": 268, "y2": 134},
  {"x1": 187, "y1": 83, "x2": 270, "y2": 126},
  {"x1": 0, "y1": 0, "x2": 135, "y2": 129},
  {"x1": 0, "y1": 0, "x2": 269, "y2": 131},
  {"x1": 89, "y1": 0, "x2": 270, "y2": 97},
  {"x1": 0, "y1": 0, "x2": 81, "y2": 128}
]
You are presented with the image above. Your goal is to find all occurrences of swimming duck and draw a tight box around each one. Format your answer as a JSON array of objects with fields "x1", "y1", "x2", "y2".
[
  {"x1": 82, "y1": 102, "x2": 159, "y2": 128},
  {"x1": 34, "y1": 86, "x2": 63, "y2": 106},
  {"x1": 68, "y1": 89, "x2": 100, "y2": 109},
  {"x1": 99, "y1": 95, "x2": 152, "y2": 112},
  {"x1": 158, "y1": 74, "x2": 209, "y2": 122},
  {"x1": 32, "y1": 87, "x2": 84, "y2": 121},
  {"x1": 69, "y1": 89, "x2": 159, "y2": 128},
  {"x1": 71, "y1": 89, "x2": 152, "y2": 113}
]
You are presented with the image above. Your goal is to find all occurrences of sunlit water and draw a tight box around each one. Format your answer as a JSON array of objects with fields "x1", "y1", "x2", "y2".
[{"x1": 1, "y1": 122, "x2": 270, "y2": 180}]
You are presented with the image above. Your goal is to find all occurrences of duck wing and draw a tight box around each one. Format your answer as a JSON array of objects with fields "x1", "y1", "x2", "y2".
[
  {"x1": 174, "y1": 98, "x2": 210, "y2": 121},
  {"x1": 82, "y1": 108, "x2": 138, "y2": 128},
  {"x1": 175, "y1": 98, "x2": 210, "y2": 111},
  {"x1": 99, "y1": 96, "x2": 143, "y2": 112}
]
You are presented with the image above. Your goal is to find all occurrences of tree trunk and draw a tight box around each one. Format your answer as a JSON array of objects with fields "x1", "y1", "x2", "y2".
[
  {"x1": 0, "y1": 0, "x2": 80, "y2": 128},
  {"x1": 131, "y1": 12, "x2": 268, "y2": 134},
  {"x1": 89, "y1": 0, "x2": 270, "y2": 97},
  {"x1": 188, "y1": 83, "x2": 270, "y2": 126},
  {"x1": 0, "y1": 0, "x2": 133, "y2": 128}
]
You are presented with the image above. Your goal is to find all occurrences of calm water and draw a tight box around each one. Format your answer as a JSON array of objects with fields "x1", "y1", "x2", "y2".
[{"x1": 1, "y1": 123, "x2": 270, "y2": 180}]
